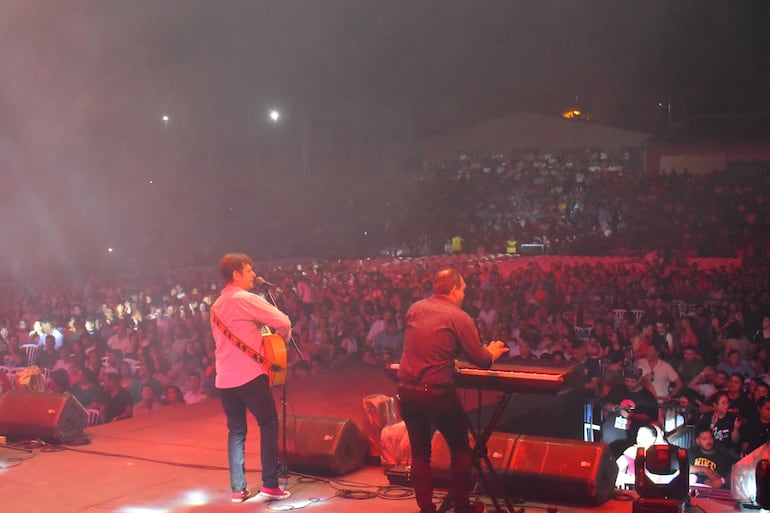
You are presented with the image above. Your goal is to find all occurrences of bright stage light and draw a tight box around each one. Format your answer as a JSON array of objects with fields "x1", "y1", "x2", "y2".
[
  {"x1": 116, "y1": 486, "x2": 215, "y2": 513},
  {"x1": 118, "y1": 507, "x2": 169, "y2": 513},
  {"x1": 269, "y1": 109, "x2": 280, "y2": 122},
  {"x1": 632, "y1": 445, "x2": 689, "y2": 513},
  {"x1": 180, "y1": 489, "x2": 210, "y2": 506}
]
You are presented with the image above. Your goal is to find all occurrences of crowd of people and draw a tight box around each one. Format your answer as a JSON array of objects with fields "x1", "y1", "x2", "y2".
[
  {"x1": 0, "y1": 148, "x2": 769, "y2": 496},
  {"x1": 11, "y1": 148, "x2": 767, "y2": 277},
  {"x1": 366, "y1": 148, "x2": 769, "y2": 261}
]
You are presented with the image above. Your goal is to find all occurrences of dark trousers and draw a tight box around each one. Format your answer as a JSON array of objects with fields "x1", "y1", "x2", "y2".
[
  {"x1": 219, "y1": 374, "x2": 280, "y2": 492},
  {"x1": 398, "y1": 385, "x2": 472, "y2": 513}
]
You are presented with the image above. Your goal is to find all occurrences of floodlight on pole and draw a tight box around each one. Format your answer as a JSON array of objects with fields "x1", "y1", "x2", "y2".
[{"x1": 269, "y1": 109, "x2": 280, "y2": 123}]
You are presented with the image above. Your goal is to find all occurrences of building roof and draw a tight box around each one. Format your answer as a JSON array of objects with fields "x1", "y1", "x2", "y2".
[
  {"x1": 416, "y1": 111, "x2": 651, "y2": 160},
  {"x1": 647, "y1": 114, "x2": 770, "y2": 145}
]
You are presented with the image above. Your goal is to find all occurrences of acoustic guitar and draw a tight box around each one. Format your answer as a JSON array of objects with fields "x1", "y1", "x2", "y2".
[{"x1": 261, "y1": 327, "x2": 288, "y2": 387}]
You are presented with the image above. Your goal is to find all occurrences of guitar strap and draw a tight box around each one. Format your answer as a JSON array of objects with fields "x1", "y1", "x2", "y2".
[{"x1": 210, "y1": 309, "x2": 276, "y2": 368}]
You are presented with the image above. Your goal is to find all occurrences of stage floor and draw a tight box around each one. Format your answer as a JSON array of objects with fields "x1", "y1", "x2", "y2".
[{"x1": 0, "y1": 363, "x2": 745, "y2": 513}]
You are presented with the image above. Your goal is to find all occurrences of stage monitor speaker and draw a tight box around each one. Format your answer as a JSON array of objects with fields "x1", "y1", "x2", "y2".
[
  {"x1": 280, "y1": 415, "x2": 369, "y2": 475},
  {"x1": 430, "y1": 431, "x2": 520, "y2": 489},
  {"x1": 504, "y1": 435, "x2": 617, "y2": 505},
  {"x1": 0, "y1": 391, "x2": 88, "y2": 443},
  {"x1": 432, "y1": 431, "x2": 519, "y2": 473}
]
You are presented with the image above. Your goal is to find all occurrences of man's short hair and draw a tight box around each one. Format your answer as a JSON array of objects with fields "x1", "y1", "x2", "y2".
[
  {"x1": 219, "y1": 253, "x2": 253, "y2": 283},
  {"x1": 623, "y1": 365, "x2": 643, "y2": 379},
  {"x1": 433, "y1": 268, "x2": 462, "y2": 295},
  {"x1": 50, "y1": 368, "x2": 70, "y2": 391},
  {"x1": 694, "y1": 425, "x2": 713, "y2": 438}
]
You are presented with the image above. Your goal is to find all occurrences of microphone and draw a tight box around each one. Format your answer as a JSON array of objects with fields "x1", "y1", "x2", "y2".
[{"x1": 255, "y1": 276, "x2": 278, "y2": 287}]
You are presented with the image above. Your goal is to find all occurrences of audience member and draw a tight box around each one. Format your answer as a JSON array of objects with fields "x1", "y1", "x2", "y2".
[
  {"x1": 372, "y1": 317, "x2": 404, "y2": 363},
  {"x1": 697, "y1": 391, "x2": 742, "y2": 459},
  {"x1": 688, "y1": 425, "x2": 736, "y2": 489},
  {"x1": 740, "y1": 396, "x2": 770, "y2": 456},
  {"x1": 133, "y1": 384, "x2": 163, "y2": 415},
  {"x1": 601, "y1": 365, "x2": 659, "y2": 457},
  {"x1": 165, "y1": 385, "x2": 186, "y2": 406},
  {"x1": 70, "y1": 367, "x2": 106, "y2": 419},
  {"x1": 183, "y1": 372, "x2": 209, "y2": 404},
  {"x1": 717, "y1": 349, "x2": 755, "y2": 380},
  {"x1": 102, "y1": 372, "x2": 134, "y2": 422},
  {"x1": 615, "y1": 424, "x2": 666, "y2": 489},
  {"x1": 637, "y1": 342, "x2": 682, "y2": 402}
]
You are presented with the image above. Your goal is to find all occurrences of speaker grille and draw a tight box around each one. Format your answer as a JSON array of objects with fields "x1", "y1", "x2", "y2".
[
  {"x1": 505, "y1": 435, "x2": 617, "y2": 504},
  {"x1": 280, "y1": 416, "x2": 369, "y2": 475}
]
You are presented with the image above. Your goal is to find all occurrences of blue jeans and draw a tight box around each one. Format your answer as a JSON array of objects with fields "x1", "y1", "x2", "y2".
[
  {"x1": 219, "y1": 374, "x2": 280, "y2": 492},
  {"x1": 398, "y1": 385, "x2": 472, "y2": 513}
]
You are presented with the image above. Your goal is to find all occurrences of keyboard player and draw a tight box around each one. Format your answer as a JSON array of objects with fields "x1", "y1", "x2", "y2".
[{"x1": 397, "y1": 268, "x2": 508, "y2": 513}]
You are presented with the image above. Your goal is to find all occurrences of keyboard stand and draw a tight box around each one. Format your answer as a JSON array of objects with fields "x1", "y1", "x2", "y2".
[{"x1": 438, "y1": 391, "x2": 520, "y2": 513}]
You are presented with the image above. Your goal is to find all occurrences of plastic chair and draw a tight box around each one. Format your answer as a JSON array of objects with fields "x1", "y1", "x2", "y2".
[
  {"x1": 123, "y1": 358, "x2": 140, "y2": 375},
  {"x1": 86, "y1": 408, "x2": 102, "y2": 426},
  {"x1": 2, "y1": 366, "x2": 19, "y2": 390},
  {"x1": 612, "y1": 309, "x2": 627, "y2": 329},
  {"x1": 575, "y1": 326, "x2": 593, "y2": 341},
  {"x1": 21, "y1": 344, "x2": 40, "y2": 366}
]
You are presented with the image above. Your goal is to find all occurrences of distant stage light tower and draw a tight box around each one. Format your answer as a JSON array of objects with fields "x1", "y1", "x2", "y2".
[{"x1": 269, "y1": 109, "x2": 280, "y2": 123}]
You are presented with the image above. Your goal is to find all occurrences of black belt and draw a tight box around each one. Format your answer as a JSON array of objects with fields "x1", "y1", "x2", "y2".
[{"x1": 398, "y1": 381, "x2": 454, "y2": 392}]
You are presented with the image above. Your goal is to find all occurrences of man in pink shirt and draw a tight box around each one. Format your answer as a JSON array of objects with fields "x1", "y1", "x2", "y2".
[{"x1": 210, "y1": 253, "x2": 292, "y2": 503}]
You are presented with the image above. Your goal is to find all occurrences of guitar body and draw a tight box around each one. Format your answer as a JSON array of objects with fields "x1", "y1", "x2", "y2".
[{"x1": 262, "y1": 333, "x2": 287, "y2": 387}]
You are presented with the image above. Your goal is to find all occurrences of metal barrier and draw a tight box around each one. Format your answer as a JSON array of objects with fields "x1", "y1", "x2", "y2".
[
  {"x1": 666, "y1": 423, "x2": 695, "y2": 450},
  {"x1": 583, "y1": 401, "x2": 601, "y2": 442}
]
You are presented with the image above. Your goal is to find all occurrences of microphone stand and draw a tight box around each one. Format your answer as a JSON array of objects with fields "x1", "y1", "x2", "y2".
[{"x1": 260, "y1": 283, "x2": 305, "y2": 477}]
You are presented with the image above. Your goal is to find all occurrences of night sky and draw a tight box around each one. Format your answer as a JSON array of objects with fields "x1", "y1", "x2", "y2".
[{"x1": 1, "y1": 1, "x2": 768, "y2": 275}]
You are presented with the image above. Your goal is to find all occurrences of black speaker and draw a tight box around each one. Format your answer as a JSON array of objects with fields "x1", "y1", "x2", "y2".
[
  {"x1": 432, "y1": 430, "x2": 518, "y2": 473},
  {"x1": 280, "y1": 416, "x2": 369, "y2": 475},
  {"x1": 430, "y1": 430, "x2": 521, "y2": 489},
  {"x1": 504, "y1": 435, "x2": 617, "y2": 505},
  {"x1": 0, "y1": 391, "x2": 88, "y2": 443}
]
